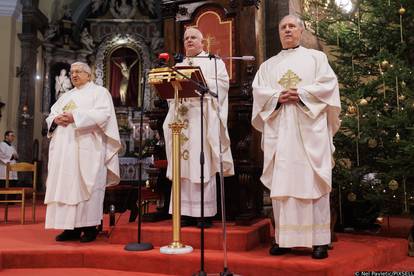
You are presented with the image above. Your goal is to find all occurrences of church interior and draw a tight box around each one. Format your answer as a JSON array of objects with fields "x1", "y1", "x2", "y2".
[{"x1": 0, "y1": 0, "x2": 413, "y2": 275}]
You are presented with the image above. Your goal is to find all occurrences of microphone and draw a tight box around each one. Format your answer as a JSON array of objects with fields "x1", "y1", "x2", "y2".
[
  {"x1": 173, "y1": 53, "x2": 255, "y2": 62},
  {"x1": 158, "y1": 52, "x2": 170, "y2": 62},
  {"x1": 157, "y1": 53, "x2": 170, "y2": 66},
  {"x1": 173, "y1": 53, "x2": 184, "y2": 63},
  {"x1": 238, "y1": 56, "x2": 255, "y2": 61},
  {"x1": 218, "y1": 55, "x2": 255, "y2": 61}
]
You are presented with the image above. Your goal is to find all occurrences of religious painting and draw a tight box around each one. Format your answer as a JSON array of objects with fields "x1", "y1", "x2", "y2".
[
  {"x1": 185, "y1": 7, "x2": 235, "y2": 82},
  {"x1": 106, "y1": 46, "x2": 142, "y2": 107}
]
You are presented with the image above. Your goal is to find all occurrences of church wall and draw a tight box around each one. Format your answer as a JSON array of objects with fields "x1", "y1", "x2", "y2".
[{"x1": 0, "y1": 15, "x2": 21, "y2": 139}]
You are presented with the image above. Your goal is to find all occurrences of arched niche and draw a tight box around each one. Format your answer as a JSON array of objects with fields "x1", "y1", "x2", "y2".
[
  {"x1": 106, "y1": 46, "x2": 141, "y2": 107},
  {"x1": 95, "y1": 33, "x2": 152, "y2": 110}
]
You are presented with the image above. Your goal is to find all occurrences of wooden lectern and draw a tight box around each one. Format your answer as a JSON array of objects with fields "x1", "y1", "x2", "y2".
[{"x1": 148, "y1": 66, "x2": 206, "y2": 254}]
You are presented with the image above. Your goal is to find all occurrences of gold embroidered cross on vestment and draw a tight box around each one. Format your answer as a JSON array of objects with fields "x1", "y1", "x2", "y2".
[
  {"x1": 62, "y1": 100, "x2": 78, "y2": 112},
  {"x1": 278, "y1": 69, "x2": 301, "y2": 89}
]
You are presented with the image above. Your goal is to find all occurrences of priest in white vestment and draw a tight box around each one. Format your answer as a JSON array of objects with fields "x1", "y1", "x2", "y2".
[
  {"x1": 0, "y1": 131, "x2": 18, "y2": 185},
  {"x1": 163, "y1": 27, "x2": 234, "y2": 227},
  {"x1": 251, "y1": 15, "x2": 341, "y2": 259},
  {"x1": 45, "y1": 62, "x2": 121, "y2": 242}
]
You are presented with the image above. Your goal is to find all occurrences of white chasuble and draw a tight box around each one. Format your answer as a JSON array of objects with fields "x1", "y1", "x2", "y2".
[
  {"x1": 163, "y1": 51, "x2": 234, "y2": 217},
  {"x1": 0, "y1": 142, "x2": 18, "y2": 180},
  {"x1": 252, "y1": 46, "x2": 341, "y2": 247},
  {"x1": 44, "y1": 82, "x2": 121, "y2": 229}
]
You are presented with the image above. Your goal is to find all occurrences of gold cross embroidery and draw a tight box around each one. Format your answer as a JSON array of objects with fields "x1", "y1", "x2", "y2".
[
  {"x1": 180, "y1": 133, "x2": 189, "y2": 146},
  {"x1": 278, "y1": 69, "x2": 301, "y2": 89},
  {"x1": 204, "y1": 35, "x2": 218, "y2": 53},
  {"x1": 62, "y1": 100, "x2": 78, "y2": 112},
  {"x1": 178, "y1": 104, "x2": 189, "y2": 117}
]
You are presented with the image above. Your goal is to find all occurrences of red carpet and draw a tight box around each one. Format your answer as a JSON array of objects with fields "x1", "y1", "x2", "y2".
[
  {"x1": 0, "y1": 204, "x2": 412, "y2": 275},
  {"x1": 109, "y1": 217, "x2": 271, "y2": 251},
  {"x1": 0, "y1": 268, "x2": 172, "y2": 276}
]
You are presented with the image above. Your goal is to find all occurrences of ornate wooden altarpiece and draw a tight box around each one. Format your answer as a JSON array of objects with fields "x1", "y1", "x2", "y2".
[
  {"x1": 33, "y1": 0, "x2": 270, "y2": 225},
  {"x1": 156, "y1": 0, "x2": 264, "y2": 225},
  {"x1": 38, "y1": 0, "x2": 164, "y2": 222}
]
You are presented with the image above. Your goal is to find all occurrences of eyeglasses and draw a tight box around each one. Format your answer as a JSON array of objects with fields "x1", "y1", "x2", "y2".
[{"x1": 70, "y1": 70, "x2": 87, "y2": 75}]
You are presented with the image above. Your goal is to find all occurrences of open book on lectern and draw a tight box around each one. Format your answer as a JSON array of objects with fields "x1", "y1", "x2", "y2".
[{"x1": 148, "y1": 66, "x2": 207, "y2": 100}]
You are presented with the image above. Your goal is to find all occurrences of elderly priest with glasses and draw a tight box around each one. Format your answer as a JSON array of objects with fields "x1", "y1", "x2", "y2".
[{"x1": 45, "y1": 61, "x2": 121, "y2": 243}]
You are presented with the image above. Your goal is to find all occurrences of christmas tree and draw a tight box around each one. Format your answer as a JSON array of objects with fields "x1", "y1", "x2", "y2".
[{"x1": 304, "y1": 0, "x2": 413, "y2": 229}]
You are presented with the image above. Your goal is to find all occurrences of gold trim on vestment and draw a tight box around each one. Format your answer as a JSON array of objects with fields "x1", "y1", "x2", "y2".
[
  {"x1": 176, "y1": 103, "x2": 190, "y2": 159},
  {"x1": 180, "y1": 133, "x2": 189, "y2": 145},
  {"x1": 278, "y1": 223, "x2": 330, "y2": 231},
  {"x1": 182, "y1": 150, "x2": 189, "y2": 160}
]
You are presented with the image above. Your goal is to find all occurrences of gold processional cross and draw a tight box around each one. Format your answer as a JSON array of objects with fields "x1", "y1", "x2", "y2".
[{"x1": 278, "y1": 69, "x2": 301, "y2": 90}]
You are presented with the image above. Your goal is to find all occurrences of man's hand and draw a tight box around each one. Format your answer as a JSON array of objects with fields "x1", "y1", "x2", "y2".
[
  {"x1": 62, "y1": 112, "x2": 74, "y2": 124},
  {"x1": 53, "y1": 112, "x2": 74, "y2": 127},
  {"x1": 11, "y1": 153, "x2": 18, "y2": 161},
  {"x1": 53, "y1": 115, "x2": 67, "y2": 127},
  {"x1": 278, "y1": 89, "x2": 300, "y2": 104}
]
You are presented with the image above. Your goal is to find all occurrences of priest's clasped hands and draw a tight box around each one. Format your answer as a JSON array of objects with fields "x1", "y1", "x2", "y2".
[
  {"x1": 278, "y1": 89, "x2": 300, "y2": 104},
  {"x1": 54, "y1": 112, "x2": 74, "y2": 127}
]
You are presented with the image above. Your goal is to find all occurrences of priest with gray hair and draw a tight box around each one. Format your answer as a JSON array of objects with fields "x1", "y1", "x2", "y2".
[
  {"x1": 251, "y1": 14, "x2": 341, "y2": 259},
  {"x1": 45, "y1": 61, "x2": 121, "y2": 242},
  {"x1": 163, "y1": 27, "x2": 234, "y2": 228}
]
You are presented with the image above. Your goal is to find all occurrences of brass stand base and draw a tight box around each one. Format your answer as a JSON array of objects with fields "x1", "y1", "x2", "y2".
[{"x1": 160, "y1": 244, "x2": 193, "y2": 255}]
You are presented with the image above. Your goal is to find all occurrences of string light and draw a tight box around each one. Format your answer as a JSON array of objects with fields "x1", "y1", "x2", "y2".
[{"x1": 335, "y1": 0, "x2": 353, "y2": 13}]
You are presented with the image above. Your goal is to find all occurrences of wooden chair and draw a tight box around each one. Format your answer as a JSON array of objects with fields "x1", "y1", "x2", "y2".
[{"x1": 0, "y1": 162, "x2": 37, "y2": 224}]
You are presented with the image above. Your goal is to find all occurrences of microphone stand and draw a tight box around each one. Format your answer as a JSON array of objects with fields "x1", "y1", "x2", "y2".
[
  {"x1": 196, "y1": 80, "x2": 208, "y2": 276},
  {"x1": 176, "y1": 53, "x2": 255, "y2": 62},
  {"x1": 183, "y1": 54, "x2": 245, "y2": 276},
  {"x1": 212, "y1": 57, "x2": 237, "y2": 276},
  {"x1": 125, "y1": 69, "x2": 154, "y2": 252}
]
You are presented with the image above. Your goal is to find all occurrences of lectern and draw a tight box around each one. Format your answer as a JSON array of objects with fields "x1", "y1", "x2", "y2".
[{"x1": 148, "y1": 66, "x2": 206, "y2": 254}]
